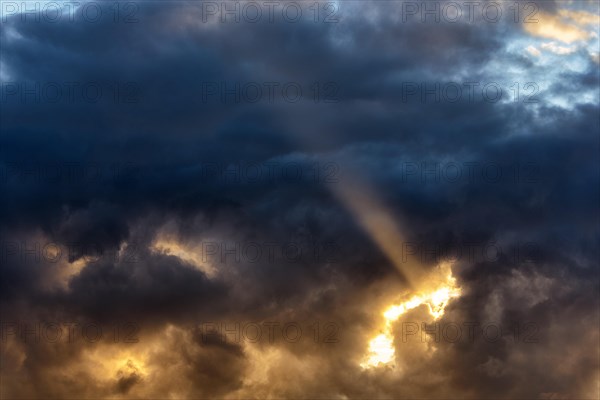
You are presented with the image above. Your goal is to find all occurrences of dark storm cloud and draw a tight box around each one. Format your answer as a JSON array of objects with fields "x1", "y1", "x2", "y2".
[{"x1": 0, "y1": 0, "x2": 598, "y2": 398}]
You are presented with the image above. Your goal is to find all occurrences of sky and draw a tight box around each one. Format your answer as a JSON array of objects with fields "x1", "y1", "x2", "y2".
[{"x1": 0, "y1": 0, "x2": 599, "y2": 398}]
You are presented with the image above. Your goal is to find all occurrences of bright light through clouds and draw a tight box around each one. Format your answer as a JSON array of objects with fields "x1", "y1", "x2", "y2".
[{"x1": 362, "y1": 262, "x2": 461, "y2": 369}]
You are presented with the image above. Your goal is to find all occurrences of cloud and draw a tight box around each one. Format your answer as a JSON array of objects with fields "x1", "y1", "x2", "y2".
[
  {"x1": 523, "y1": 8, "x2": 599, "y2": 43},
  {"x1": 0, "y1": 1, "x2": 598, "y2": 398},
  {"x1": 526, "y1": 45, "x2": 542, "y2": 57},
  {"x1": 541, "y1": 41, "x2": 577, "y2": 55}
]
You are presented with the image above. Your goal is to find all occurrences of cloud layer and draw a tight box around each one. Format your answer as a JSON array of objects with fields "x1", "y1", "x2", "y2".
[{"x1": 1, "y1": 1, "x2": 598, "y2": 398}]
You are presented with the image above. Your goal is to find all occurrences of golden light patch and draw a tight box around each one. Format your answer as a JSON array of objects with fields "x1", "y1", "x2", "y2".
[
  {"x1": 524, "y1": 9, "x2": 597, "y2": 43},
  {"x1": 361, "y1": 262, "x2": 461, "y2": 368},
  {"x1": 151, "y1": 237, "x2": 217, "y2": 277},
  {"x1": 84, "y1": 346, "x2": 148, "y2": 382}
]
